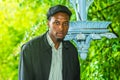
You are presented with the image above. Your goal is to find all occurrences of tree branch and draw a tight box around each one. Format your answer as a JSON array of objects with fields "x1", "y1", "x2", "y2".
[
  {"x1": 93, "y1": 1, "x2": 120, "y2": 38},
  {"x1": 96, "y1": 1, "x2": 120, "y2": 12}
]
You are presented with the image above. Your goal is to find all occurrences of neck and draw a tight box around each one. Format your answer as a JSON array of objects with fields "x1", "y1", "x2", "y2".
[
  {"x1": 48, "y1": 33, "x2": 62, "y2": 49},
  {"x1": 53, "y1": 38, "x2": 63, "y2": 49},
  {"x1": 54, "y1": 42, "x2": 60, "y2": 49}
]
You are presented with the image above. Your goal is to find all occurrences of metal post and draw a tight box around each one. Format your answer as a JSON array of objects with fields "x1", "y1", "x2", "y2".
[{"x1": 65, "y1": 0, "x2": 117, "y2": 60}]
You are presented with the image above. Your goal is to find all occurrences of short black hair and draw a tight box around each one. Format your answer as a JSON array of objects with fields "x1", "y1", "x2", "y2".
[{"x1": 47, "y1": 5, "x2": 72, "y2": 20}]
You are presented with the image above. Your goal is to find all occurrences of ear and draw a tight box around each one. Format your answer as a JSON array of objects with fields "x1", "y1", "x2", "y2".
[{"x1": 47, "y1": 21, "x2": 50, "y2": 28}]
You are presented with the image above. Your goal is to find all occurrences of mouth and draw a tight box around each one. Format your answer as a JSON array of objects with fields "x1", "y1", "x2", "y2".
[{"x1": 57, "y1": 32, "x2": 64, "y2": 38}]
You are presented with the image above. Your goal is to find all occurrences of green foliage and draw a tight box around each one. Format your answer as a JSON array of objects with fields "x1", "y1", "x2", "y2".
[
  {"x1": 0, "y1": 0, "x2": 120, "y2": 80},
  {"x1": 81, "y1": 38, "x2": 120, "y2": 80},
  {"x1": 81, "y1": 0, "x2": 120, "y2": 79}
]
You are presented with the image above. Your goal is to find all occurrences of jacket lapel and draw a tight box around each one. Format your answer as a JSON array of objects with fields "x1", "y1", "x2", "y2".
[{"x1": 40, "y1": 33, "x2": 52, "y2": 80}]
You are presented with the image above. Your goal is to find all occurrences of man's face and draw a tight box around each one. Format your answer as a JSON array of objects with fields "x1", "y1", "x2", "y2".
[{"x1": 48, "y1": 12, "x2": 70, "y2": 42}]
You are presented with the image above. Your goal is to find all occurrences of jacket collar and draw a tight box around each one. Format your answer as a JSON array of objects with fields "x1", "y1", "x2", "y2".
[{"x1": 41, "y1": 31, "x2": 70, "y2": 49}]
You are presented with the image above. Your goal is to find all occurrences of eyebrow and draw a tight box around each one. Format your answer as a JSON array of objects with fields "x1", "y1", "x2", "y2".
[{"x1": 54, "y1": 20, "x2": 69, "y2": 23}]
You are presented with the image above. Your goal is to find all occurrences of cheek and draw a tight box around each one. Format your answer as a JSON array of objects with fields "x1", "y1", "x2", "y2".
[
  {"x1": 64, "y1": 27, "x2": 69, "y2": 32},
  {"x1": 49, "y1": 26, "x2": 57, "y2": 34},
  {"x1": 48, "y1": 23, "x2": 54, "y2": 31},
  {"x1": 52, "y1": 26, "x2": 58, "y2": 32},
  {"x1": 65, "y1": 27, "x2": 69, "y2": 35}
]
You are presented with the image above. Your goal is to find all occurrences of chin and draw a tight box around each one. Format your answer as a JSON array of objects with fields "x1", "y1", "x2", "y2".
[{"x1": 56, "y1": 38, "x2": 64, "y2": 42}]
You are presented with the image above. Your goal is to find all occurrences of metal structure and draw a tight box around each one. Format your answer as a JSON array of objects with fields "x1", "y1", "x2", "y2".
[{"x1": 64, "y1": 0, "x2": 117, "y2": 60}]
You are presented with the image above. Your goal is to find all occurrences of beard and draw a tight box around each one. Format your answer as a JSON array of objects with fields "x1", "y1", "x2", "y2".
[{"x1": 56, "y1": 37, "x2": 64, "y2": 42}]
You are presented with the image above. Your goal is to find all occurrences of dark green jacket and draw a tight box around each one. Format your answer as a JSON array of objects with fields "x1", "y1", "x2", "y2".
[{"x1": 19, "y1": 32, "x2": 80, "y2": 80}]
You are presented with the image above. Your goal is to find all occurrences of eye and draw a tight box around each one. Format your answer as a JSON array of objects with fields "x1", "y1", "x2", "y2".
[
  {"x1": 63, "y1": 22, "x2": 69, "y2": 26},
  {"x1": 54, "y1": 21, "x2": 60, "y2": 25}
]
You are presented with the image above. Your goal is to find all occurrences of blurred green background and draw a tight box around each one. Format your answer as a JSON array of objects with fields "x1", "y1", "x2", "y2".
[{"x1": 0, "y1": 0, "x2": 120, "y2": 80}]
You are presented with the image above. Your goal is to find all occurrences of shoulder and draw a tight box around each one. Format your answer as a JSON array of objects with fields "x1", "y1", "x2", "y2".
[
  {"x1": 63, "y1": 40, "x2": 77, "y2": 49},
  {"x1": 63, "y1": 40, "x2": 79, "y2": 61},
  {"x1": 63, "y1": 40, "x2": 78, "y2": 55},
  {"x1": 21, "y1": 33, "x2": 46, "y2": 51}
]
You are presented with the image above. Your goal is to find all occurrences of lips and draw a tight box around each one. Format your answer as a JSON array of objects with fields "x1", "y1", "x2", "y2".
[{"x1": 57, "y1": 32, "x2": 64, "y2": 37}]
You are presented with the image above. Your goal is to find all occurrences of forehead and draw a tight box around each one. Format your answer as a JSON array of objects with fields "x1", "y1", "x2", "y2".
[{"x1": 51, "y1": 12, "x2": 70, "y2": 21}]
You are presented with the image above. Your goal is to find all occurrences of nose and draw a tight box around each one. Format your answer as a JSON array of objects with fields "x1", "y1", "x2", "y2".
[{"x1": 58, "y1": 24, "x2": 63, "y2": 31}]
